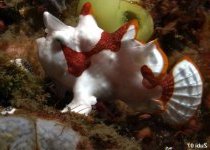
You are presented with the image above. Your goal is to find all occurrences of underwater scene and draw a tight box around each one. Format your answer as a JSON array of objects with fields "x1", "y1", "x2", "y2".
[{"x1": 0, "y1": 0, "x2": 210, "y2": 149}]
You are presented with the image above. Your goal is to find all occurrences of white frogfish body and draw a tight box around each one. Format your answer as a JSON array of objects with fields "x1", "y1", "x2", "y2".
[{"x1": 37, "y1": 3, "x2": 203, "y2": 126}]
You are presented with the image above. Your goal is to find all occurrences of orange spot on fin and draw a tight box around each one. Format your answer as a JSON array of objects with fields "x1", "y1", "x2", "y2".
[
  {"x1": 153, "y1": 40, "x2": 168, "y2": 78},
  {"x1": 81, "y1": 2, "x2": 92, "y2": 16},
  {"x1": 128, "y1": 19, "x2": 139, "y2": 39}
]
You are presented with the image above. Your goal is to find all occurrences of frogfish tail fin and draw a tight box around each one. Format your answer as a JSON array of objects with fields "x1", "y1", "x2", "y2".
[{"x1": 160, "y1": 57, "x2": 203, "y2": 126}]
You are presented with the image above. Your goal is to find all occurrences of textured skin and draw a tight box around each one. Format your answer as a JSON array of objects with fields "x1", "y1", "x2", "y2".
[{"x1": 37, "y1": 10, "x2": 166, "y2": 115}]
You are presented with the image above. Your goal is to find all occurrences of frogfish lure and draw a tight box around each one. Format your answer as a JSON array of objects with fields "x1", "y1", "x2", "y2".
[{"x1": 36, "y1": 2, "x2": 203, "y2": 126}]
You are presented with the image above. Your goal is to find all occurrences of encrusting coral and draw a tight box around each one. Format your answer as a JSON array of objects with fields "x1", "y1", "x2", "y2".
[{"x1": 36, "y1": 2, "x2": 203, "y2": 126}]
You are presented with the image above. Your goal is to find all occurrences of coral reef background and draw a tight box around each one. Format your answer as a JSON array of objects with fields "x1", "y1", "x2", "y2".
[{"x1": 0, "y1": 0, "x2": 210, "y2": 149}]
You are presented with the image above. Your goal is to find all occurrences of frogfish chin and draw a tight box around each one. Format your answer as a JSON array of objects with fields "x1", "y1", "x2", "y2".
[{"x1": 36, "y1": 2, "x2": 203, "y2": 126}]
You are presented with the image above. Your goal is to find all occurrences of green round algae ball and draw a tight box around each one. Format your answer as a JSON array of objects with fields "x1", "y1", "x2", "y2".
[{"x1": 78, "y1": 0, "x2": 154, "y2": 42}]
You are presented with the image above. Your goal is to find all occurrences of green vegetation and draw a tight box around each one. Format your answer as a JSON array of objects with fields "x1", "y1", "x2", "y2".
[{"x1": 0, "y1": 52, "x2": 48, "y2": 110}]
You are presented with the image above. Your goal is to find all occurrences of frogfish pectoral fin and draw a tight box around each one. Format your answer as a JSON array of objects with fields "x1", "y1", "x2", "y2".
[
  {"x1": 140, "y1": 65, "x2": 160, "y2": 89},
  {"x1": 140, "y1": 65, "x2": 165, "y2": 111}
]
